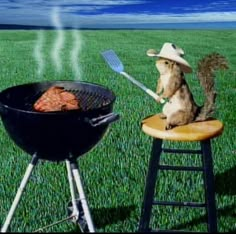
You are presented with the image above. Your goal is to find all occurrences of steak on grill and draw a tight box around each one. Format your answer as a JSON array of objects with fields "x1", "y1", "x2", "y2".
[{"x1": 33, "y1": 86, "x2": 80, "y2": 112}]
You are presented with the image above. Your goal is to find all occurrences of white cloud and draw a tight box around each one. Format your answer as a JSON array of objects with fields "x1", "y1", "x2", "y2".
[
  {"x1": 172, "y1": 0, "x2": 236, "y2": 12},
  {"x1": 0, "y1": 0, "x2": 236, "y2": 27},
  {"x1": 0, "y1": 0, "x2": 146, "y2": 27},
  {"x1": 75, "y1": 12, "x2": 236, "y2": 26},
  {"x1": 0, "y1": 0, "x2": 145, "y2": 10},
  {"x1": 0, "y1": 0, "x2": 146, "y2": 21},
  {"x1": 1, "y1": 10, "x2": 236, "y2": 27}
]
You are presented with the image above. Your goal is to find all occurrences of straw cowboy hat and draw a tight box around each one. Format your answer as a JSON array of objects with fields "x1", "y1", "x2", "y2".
[{"x1": 147, "y1": 42, "x2": 192, "y2": 73}]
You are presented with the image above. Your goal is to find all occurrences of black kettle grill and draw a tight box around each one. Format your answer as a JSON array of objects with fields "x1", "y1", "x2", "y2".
[
  {"x1": 0, "y1": 80, "x2": 119, "y2": 232},
  {"x1": 0, "y1": 80, "x2": 119, "y2": 161}
]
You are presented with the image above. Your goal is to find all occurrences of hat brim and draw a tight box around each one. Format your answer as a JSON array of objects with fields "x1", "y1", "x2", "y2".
[{"x1": 157, "y1": 52, "x2": 192, "y2": 73}]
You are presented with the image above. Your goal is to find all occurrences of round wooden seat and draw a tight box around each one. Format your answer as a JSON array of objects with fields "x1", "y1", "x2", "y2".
[{"x1": 142, "y1": 114, "x2": 224, "y2": 141}]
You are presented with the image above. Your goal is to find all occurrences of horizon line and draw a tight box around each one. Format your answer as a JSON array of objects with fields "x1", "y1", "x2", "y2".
[{"x1": 0, "y1": 21, "x2": 236, "y2": 30}]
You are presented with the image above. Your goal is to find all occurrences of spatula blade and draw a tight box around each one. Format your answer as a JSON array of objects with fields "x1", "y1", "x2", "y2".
[{"x1": 101, "y1": 49, "x2": 124, "y2": 73}]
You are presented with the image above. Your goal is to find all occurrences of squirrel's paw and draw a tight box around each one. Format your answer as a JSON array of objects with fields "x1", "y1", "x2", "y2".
[
  {"x1": 159, "y1": 113, "x2": 167, "y2": 119},
  {"x1": 165, "y1": 124, "x2": 174, "y2": 130},
  {"x1": 156, "y1": 97, "x2": 163, "y2": 103}
]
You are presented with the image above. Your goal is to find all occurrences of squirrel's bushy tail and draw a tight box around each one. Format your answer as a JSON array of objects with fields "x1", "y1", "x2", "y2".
[{"x1": 195, "y1": 52, "x2": 228, "y2": 121}]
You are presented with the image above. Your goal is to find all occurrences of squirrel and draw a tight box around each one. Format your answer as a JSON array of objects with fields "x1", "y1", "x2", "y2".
[{"x1": 147, "y1": 44, "x2": 228, "y2": 130}]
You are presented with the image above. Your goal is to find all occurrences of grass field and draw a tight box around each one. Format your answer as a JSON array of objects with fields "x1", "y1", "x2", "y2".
[{"x1": 0, "y1": 29, "x2": 235, "y2": 232}]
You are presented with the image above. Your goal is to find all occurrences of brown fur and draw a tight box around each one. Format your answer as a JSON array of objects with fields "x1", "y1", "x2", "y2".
[{"x1": 155, "y1": 53, "x2": 228, "y2": 130}]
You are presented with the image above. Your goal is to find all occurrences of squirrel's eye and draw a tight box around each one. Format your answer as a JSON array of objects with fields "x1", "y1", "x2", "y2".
[{"x1": 165, "y1": 61, "x2": 169, "y2": 65}]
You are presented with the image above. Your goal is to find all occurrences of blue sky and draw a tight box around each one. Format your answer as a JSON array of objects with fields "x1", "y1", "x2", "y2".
[{"x1": 0, "y1": 0, "x2": 236, "y2": 28}]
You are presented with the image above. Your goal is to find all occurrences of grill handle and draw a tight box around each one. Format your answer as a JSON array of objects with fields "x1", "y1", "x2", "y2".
[
  {"x1": 86, "y1": 112, "x2": 120, "y2": 127},
  {"x1": 0, "y1": 105, "x2": 4, "y2": 114}
]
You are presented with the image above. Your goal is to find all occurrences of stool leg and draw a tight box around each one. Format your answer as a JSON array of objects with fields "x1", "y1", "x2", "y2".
[
  {"x1": 201, "y1": 140, "x2": 217, "y2": 233},
  {"x1": 138, "y1": 138, "x2": 163, "y2": 232}
]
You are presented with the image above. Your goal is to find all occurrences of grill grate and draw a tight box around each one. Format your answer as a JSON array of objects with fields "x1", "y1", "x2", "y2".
[{"x1": 22, "y1": 89, "x2": 111, "y2": 112}]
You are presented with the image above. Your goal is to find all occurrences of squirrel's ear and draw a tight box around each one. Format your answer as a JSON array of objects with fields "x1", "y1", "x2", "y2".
[{"x1": 146, "y1": 49, "x2": 158, "y2": 57}]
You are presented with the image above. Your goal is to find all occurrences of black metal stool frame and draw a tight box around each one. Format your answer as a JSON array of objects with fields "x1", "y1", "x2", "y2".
[{"x1": 138, "y1": 138, "x2": 217, "y2": 233}]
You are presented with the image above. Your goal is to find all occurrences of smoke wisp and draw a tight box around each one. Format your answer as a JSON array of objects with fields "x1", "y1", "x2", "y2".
[
  {"x1": 71, "y1": 30, "x2": 83, "y2": 79},
  {"x1": 33, "y1": 6, "x2": 83, "y2": 80},
  {"x1": 34, "y1": 30, "x2": 45, "y2": 77},
  {"x1": 51, "y1": 6, "x2": 65, "y2": 73}
]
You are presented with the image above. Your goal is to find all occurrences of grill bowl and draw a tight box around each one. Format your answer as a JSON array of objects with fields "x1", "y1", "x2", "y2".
[{"x1": 0, "y1": 80, "x2": 117, "y2": 161}]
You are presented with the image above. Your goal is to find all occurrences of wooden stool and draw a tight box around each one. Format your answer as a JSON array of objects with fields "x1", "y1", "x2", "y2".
[{"x1": 138, "y1": 114, "x2": 224, "y2": 233}]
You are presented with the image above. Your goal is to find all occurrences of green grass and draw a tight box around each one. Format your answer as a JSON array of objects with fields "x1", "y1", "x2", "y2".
[{"x1": 0, "y1": 29, "x2": 235, "y2": 232}]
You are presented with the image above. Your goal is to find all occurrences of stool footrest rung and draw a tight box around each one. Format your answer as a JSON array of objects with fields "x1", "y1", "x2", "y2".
[
  {"x1": 162, "y1": 148, "x2": 202, "y2": 154},
  {"x1": 158, "y1": 165, "x2": 204, "y2": 172},
  {"x1": 138, "y1": 136, "x2": 219, "y2": 233},
  {"x1": 153, "y1": 201, "x2": 206, "y2": 208}
]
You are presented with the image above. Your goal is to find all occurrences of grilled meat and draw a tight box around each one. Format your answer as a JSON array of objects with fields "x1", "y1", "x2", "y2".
[{"x1": 33, "y1": 86, "x2": 80, "y2": 112}]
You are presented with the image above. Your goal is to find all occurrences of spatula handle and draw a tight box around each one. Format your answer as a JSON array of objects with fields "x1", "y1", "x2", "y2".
[{"x1": 120, "y1": 71, "x2": 165, "y2": 104}]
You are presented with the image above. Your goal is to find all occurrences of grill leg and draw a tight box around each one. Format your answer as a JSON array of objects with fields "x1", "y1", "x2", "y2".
[
  {"x1": 201, "y1": 140, "x2": 217, "y2": 233},
  {"x1": 138, "y1": 138, "x2": 163, "y2": 232},
  {"x1": 66, "y1": 160, "x2": 80, "y2": 221},
  {"x1": 69, "y1": 160, "x2": 95, "y2": 233},
  {"x1": 1, "y1": 154, "x2": 39, "y2": 233}
]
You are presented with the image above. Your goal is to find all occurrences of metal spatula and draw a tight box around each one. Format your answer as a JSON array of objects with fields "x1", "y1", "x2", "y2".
[{"x1": 101, "y1": 49, "x2": 165, "y2": 104}]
